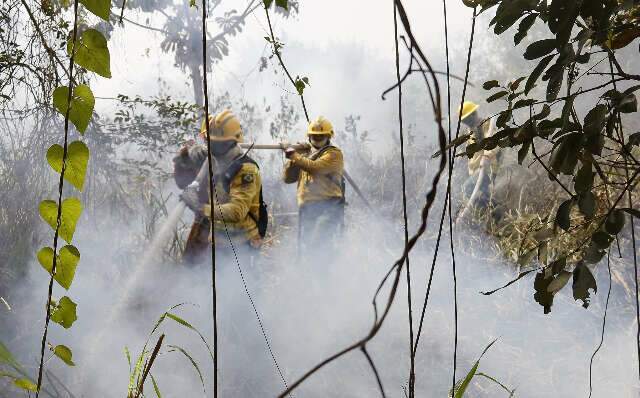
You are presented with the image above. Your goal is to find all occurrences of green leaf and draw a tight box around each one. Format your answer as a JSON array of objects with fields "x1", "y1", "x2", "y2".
[
  {"x1": 166, "y1": 312, "x2": 214, "y2": 362},
  {"x1": 574, "y1": 163, "x2": 594, "y2": 193},
  {"x1": 591, "y1": 231, "x2": 613, "y2": 250},
  {"x1": 550, "y1": 133, "x2": 581, "y2": 175},
  {"x1": 68, "y1": 29, "x2": 111, "y2": 78},
  {"x1": 293, "y1": 76, "x2": 309, "y2": 95},
  {"x1": 513, "y1": 99, "x2": 535, "y2": 109},
  {"x1": 525, "y1": 54, "x2": 555, "y2": 94},
  {"x1": 534, "y1": 271, "x2": 554, "y2": 313},
  {"x1": 583, "y1": 243, "x2": 605, "y2": 265},
  {"x1": 617, "y1": 94, "x2": 637, "y2": 113},
  {"x1": 496, "y1": 109, "x2": 512, "y2": 128},
  {"x1": 560, "y1": 94, "x2": 575, "y2": 130},
  {"x1": 491, "y1": 0, "x2": 532, "y2": 35},
  {"x1": 263, "y1": 0, "x2": 273, "y2": 7},
  {"x1": 52, "y1": 345, "x2": 75, "y2": 366},
  {"x1": 548, "y1": 0, "x2": 578, "y2": 45},
  {"x1": 486, "y1": 90, "x2": 508, "y2": 102},
  {"x1": 533, "y1": 104, "x2": 551, "y2": 120},
  {"x1": 168, "y1": 345, "x2": 205, "y2": 393},
  {"x1": 482, "y1": 80, "x2": 500, "y2": 90},
  {"x1": 449, "y1": 340, "x2": 498, "y2": 398},
  {"x1": 450, "y1": 361, "x2": 478, "y2": 398},
  {"x1": 151, "y1": 374, "x2": 162, "y2": 397},
  {"x1": 50, "y1": 296, "x2": 78, "y2": 329},
  {"x1": 39, "y1": 197, "x2": 82, "y2": 243},
  {"x1": 37, "y1": 245, "x2": 80, "y2": 290},
  {"x1": 79, "y1": 0, "x2": 110, "y2": 21},
  {"x1": 546, "y1": 63, "x2": 564, "y2": 102},
  {"x1": 509, "y1": 76, "x2": 527, "y2": 91},
  {"x1": 14, "y1": 378, "x2": 37, "y2": 391},
  {"x1": 46, "y1": 141, "x2": 90, "y2": 191},
  {"x1": 0, "y1": 341, "x2": 18, "y2": 367},
  {"x1": 572, "y1": 263, "x2": 597, "y2": 308},
  {"x1": 547, "y1": 270, "x2": 571, "y2": 294},
  {"x1": 621, "y1": 208, "x2": 640, "y2": 219},
  {"x1": 275, "y1": 0, "x2": 287, "y2": 9},
  {"x1": 555, "y1": 199, "x2": 573, "y2": 230},
  {"x1": 578, "y1": 192, "x2": 596, "y2": 218},
  {"x1": 583, "y1": 105, "x2": 607, "y2": 137},
  {"x1": 524, "y1": 39, "x2": 557, "y2": 60},
  {"x1": 125, "y1": 346, "x2": 132, "y2": 371},
  {"x1": 52, "y1": 85, "x2": 95, "y2": 134},
  {"x1": 517, "y1": 141, "x2": 530, "y2": 165},
  {"x1": 514, "y1": 13, "x2": 537, "y2": 45},
  {"x1": 604, "y1": 210, "x2": 625, "y2": 235}
]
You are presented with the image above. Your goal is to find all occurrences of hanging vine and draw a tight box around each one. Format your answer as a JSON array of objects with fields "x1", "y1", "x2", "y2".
[{"x1": 27, "y1": 0, "x2": 112, "y2": 395}]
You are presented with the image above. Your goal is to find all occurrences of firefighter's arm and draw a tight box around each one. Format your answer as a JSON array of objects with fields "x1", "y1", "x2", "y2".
[
  {"x1": 174, "y1": 145, "x2": 206, "y2": 189},
  {"x1": 203, "y1": 164, "x2": 259, "y2": 223},
  {"x1": 289, "y1": 148, "x2": 343, "y2": 175},
  {"x1": 282, "y1": 161, "x2": 301, "y2": 183}
]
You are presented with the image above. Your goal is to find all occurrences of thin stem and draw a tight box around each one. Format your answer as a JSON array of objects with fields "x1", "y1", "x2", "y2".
[
  {"x1": 263, "y1": 4, "x2": 309, "y2": 122},
  {"x1": 393, "y1": 4, "x2": 414, "y2": 397},
  {"x1": 588, "y1": 255, "x2": 610, "y2": 398},
  {"x1": 35, "y1": 0, "x2": 80, "y2": 394},
  {"x1": 199, "y1": 0, "x2": 218, "y2": 395}
]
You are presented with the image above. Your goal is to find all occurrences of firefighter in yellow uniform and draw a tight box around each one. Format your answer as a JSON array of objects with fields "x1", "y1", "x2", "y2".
[
  {"x1": 174, "y1": 109, "x2": 266, "y2": 264},
  {"x1": 282, "y1": 116, "x2": 345, "y2": 253},
  {"x1": 459, "y1": 101, "x2": 500, "y2": 215}
]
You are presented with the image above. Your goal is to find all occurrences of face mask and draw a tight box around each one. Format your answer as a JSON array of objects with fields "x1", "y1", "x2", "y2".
[
  {"x1": 309, "y1": 136, "x2": 328, "y2": 149},
  {"x1": 210, "y1": 140, "x2": 236, "y2": 156}
]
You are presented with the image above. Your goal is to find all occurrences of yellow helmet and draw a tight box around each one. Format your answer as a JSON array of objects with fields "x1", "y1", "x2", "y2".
[
  {"x1": 200, "y1": 109, "x2": 243, "y2": 142},
  {"x1": 458, "y1": 101, "x2": 479, "y2": 121},
  {"x1": 307, "y1": 116, "x2": 334, "y2": 138}
]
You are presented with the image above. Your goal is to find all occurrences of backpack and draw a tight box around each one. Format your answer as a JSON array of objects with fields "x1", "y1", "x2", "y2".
[{"x1": 218, "y1": 155, "x2": 268, "y2": 238}]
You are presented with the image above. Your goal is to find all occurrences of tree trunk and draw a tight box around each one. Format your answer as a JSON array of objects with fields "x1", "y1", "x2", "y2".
[{"x1": 189, "y1": 62, "x2": 203, "y2": 107}]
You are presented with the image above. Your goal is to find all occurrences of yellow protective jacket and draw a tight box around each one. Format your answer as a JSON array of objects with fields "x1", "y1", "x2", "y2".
[
  {"x1": 202, "y1": 161, "x2": 262, "y2": 245},
  {"x1": 467, "y1": 120, "x2": 498, "y2": 175},
  {"x1": 283, "y1": 145, "x2": 344, "y2": 206}
]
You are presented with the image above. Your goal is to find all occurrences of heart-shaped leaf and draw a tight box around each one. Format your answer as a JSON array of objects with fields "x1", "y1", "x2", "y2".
[
  {"x1": 47, "y1": 141, "x2": 90, "y2": 191},
  {"x1": 68, "y1": 29, "x2": 111, "y2": 78},
  {"x1": 50, "y1": 296, "x2": 78, "y2": 329},
  {"x1": 39, "y1": 198, "x2": 82, "y2": 243},
  {"x1": 79, "y1": 0, "x2": 110, "y2": 21},
  {"x1": 52, "y1": 85, "x2": 95, "y2": 134},
  {"x1": 52, "y1": 345, "x2": 75, "y2": 366},
  {"x1": 37, "y1": 245, "x2": 80, "y2": 290}
]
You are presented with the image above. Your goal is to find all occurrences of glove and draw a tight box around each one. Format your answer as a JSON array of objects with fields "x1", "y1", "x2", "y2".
[
  {"x1": 180, "y1": 184, "x2": 202, "y2": 214},
  {"x1": 284, "y1": 147, "x2": 297, "y2": 159}
]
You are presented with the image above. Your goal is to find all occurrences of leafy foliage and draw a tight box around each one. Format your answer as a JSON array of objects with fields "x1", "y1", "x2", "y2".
[
  {"x1": 466, "y1": 0, "x2": 640, "y2": 312},
  {"x1": 449, "y1": 339, "x2": 513, "y2": 397}
]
